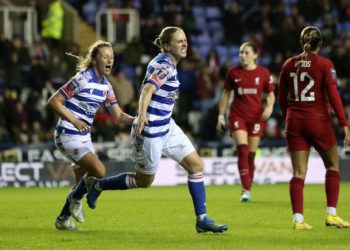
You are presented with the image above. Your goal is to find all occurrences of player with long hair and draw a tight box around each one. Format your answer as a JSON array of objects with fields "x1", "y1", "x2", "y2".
[
  {"x1": 278, "y1": 26, "x2": 350, "y2": 229},
  {"x1": 48, "y1": 40, "x2": 134, "y2": 230},
  {"x1": 84, "y1": 27, "x2": 228, "y2": 233},
  {"x1": 217, "y1": 42, "x2": 275, "y2": 202}
]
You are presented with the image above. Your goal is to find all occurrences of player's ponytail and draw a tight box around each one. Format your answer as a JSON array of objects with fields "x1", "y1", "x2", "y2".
[{"x1": 296, "y1": 26, "x2": 322, "y2": 68}]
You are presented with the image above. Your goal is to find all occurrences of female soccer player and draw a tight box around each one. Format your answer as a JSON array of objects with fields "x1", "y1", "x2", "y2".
[
  {"x1": 216, "y1": 42, "x2": 275, "y2": 202},
  {"x1": 85, "y1": 27, "x2": 228, "y2": 233},
  {"x1": 278, "y1": 26, "x2": 350, "y2": 230},
  {"x1": 48, "y1": 40, "x2": 134, "y2": 230}
]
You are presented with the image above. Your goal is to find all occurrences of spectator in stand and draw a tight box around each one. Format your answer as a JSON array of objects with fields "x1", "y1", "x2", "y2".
[
  {"x1": 223, "y1": 2, "x2": 243, "y2": 45},
  {"x1": 110, "y1": 71, "x2": 135, "y2": 114},
  {"x1": 5, "y1": 52, "x2": 23, "y2": 94},
  {"x1": 29, "y1": 36, "x2": 50, "y2": 64},
  {"x1": 27, "y1": 56, "x2": 50, "y2": 95},
  {"x1": 216, "y1": 42, "x2": 275, "y2": 202},
  {"x1": 41, "y1": 0, "x2": 64, "y2": 51},
  {"x1": 278, "y1": 26, "x2": 350, "y2": 230}
]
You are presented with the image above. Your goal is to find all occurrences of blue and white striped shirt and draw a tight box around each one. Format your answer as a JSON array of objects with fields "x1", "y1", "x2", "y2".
[
  {"x1": 138, "y1": 53, "x2": 179, "y2": 138},
  {"x1": 56, "y1": 68, "x2": 118, "y2": 135}
]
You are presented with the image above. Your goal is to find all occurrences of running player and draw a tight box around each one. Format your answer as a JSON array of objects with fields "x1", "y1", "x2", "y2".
[
  {"x1": 48, "y1": 40, "x2": 134, "y2": 230},
  {"x1": 85, "y1": 27, "x2": 228, "y2": 233}
]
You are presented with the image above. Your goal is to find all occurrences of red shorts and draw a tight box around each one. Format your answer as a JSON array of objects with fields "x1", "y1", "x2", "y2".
[
  {"x1": 285, "y1": 119, "x2": 336, "y2": 152},
  {"x1": 228, "y1": 117, "x2": 266, "y2": 137}
]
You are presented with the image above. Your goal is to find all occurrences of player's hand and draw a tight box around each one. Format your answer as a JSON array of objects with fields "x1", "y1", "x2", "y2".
[
  {"x1": 216, "y1": 115, "x2": 226, "y2": 133},
  {"x1": 262, "y1": 106, "x2": 273, "y2": 121},
  {"x1": 72, "y1": 119, "x2": 90, "y2": 133},
  {"x1": 135, "y1": 115, "x2": 148, "y2": 137}
]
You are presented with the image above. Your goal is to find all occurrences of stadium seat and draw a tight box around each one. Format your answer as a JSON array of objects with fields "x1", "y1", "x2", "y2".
[
  {"x1": 205, "y1": 6, "x2": 222, "y2": 20},
  {"x1": 194, "y1": 16, "x2": 208, "y2": 31},
  {"x1": 197, "y1": 44, "x2": 212, "y2": 59},
  {"x1": 196, "y1": 32, "x2": 212, "y2": 46},
  {"x1": 192, "y1": 6, "x2": 205, "y2": 17},
  {"x1": 216, "y1": 45, "x2": 229, "y2": 64}
]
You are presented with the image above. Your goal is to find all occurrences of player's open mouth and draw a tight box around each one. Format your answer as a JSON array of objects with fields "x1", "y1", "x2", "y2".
[{"x1": 105, "y1": 65, "x2": 112, "y2": 70}]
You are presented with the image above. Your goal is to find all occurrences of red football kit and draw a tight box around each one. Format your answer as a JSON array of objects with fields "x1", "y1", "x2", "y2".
[
  {"x1": 224, "y1": 65, "x2": 275, "y2": 136},
  {"x1": 278, "y1": 53, "x2": 348, "y2": 151}
]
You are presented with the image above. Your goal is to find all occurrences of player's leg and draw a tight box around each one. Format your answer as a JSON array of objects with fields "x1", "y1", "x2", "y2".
[
  {"x1": 85, "y1": 135, "x2": 160, "y2": 209},
  {"x1": 54, "y1": 134, "x2": 94, "y2": 229},
  {"x1": 308, "y1": 119, "x2": 349, "y2": 228},
  {"x1": 166, "y1": 121, "x2": 228, "y2": 233},
  {"x1": 286, "y1": 119, "x2": 312, "y2": 230},
  {"x1": 247, "y1": 136, "x2": 260, "y2": 185},
  {"x1": 247, "y1": 121, "x2": 265, "y2": 184},
  {"x1": 289, "y1": 150, "x2": 312, "y2": 229},
  {"x1": 318, "y1": 145, "x2": 349, "y2": 228},
  {"x1": 180, "y1": 151, "x2": 228, "y2": 233},
  {"x1": 232, "y1": 130, "x2": 252, "y2": 202},
  {"x1": 56, "y1": 166, "x2": 87, "y2": 226}
]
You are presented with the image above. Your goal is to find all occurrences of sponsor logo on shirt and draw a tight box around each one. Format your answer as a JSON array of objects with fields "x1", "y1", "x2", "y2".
[
  {"x1": 79, "y1": 102, "x2": 98, "y2": 115},
  {"x1": 237, "y1": 87, "x2": 258, "y2": 95}
]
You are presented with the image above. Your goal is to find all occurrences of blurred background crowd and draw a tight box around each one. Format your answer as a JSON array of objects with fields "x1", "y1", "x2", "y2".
[{"x1": 1, "y1": 0, "x2": 350, "y2": 149}]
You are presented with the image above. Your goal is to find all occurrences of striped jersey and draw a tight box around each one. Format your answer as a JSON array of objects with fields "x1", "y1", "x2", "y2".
[
  {"x1": 56, "y1": 68, "x2": 118, "y2": 135},
  {"x1": 138, "y1": 53, "x2": 179, "y2": 138}
]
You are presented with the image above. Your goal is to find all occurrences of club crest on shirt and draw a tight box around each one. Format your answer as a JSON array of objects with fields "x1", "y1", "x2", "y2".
[
  {"x1": 66, "y1": 79, "x2": 78, "y2": 91},
  {"x1": 330, "y1": 68, "x2": 337, "y2": 79},
  {"x1": 156, "y1": 67, "x2": 168, "y2": 80},
  {"x1": 255, "y1": 77, "x2": 260, "y2": 85}
]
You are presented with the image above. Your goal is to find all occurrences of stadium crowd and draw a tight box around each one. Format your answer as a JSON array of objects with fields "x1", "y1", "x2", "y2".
[{"x1": 1, "y1": 0, "x2": 350, "y2": 148}]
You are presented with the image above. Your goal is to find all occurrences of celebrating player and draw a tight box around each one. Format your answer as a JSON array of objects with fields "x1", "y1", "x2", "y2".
[
  {"x1": 48, "y1": 40, "x2": 134, "y2": 230},
  {"x1": 278, "y1": 26, "x2": 350, "y2": 230},
  {"x1": 85, "y1": 27, "x2": 228, "y2": 233},
  {"x1": 216, "y1": 42, "x2": 275, "y2": 202}
]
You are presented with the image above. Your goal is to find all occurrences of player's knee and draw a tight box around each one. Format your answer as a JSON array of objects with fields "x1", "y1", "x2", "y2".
[
  {"x1": 94, "y1": 167, "x2": 106, "y2": 179},
  {"x1": 135, "y1": 172, "x2": 154, "y2": 188}
]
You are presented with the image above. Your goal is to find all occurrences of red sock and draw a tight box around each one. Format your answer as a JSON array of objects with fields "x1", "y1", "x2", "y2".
[
  {"x1": 325, "y1": 170, "x2": 340, "y2": 207},
  {"x1": 237, "y1": 144, "x2": 251, "y2": 190},
  {"x1": 248, "y1": 152, "x2": 256, "y2": 181},
  {"x1": 289, "y1": 177, "x2": 304, "y2": 214}
]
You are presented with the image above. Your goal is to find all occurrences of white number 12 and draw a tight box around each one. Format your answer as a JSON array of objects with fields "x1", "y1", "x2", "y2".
[{"x1": 290, "y1": 72, "x2": 315, "y2": 101}]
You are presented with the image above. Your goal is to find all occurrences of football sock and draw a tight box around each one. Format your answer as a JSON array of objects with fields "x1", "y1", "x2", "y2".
[
  {"x1": 237, "y1": 144, "x2": 251, "y2": 190},
  {"x1": 71, "y1": 175, "x2": 87, "y2": 199},
  {"x1": 290, "y1": 177, "x2": 304, "y2": 214},
  {"x1": 248, "y1": 152, "x2": 256, "y2": 181},
  {"x1": 198, "y1": 214, "x2": 207, "y2": 221},
  {"x1": 188, "y1": 172, "x2": 207, "y2": 216},
  {"x1": 327, "y1": 207, "x2": 336, "y2": 216},
  {"x1": 293, "y1": 213, "x2": 304, "y2": 223},
  {"x1": 58, "y1": 196, "x2": 71, "y2": 219},
  {"x1": 325, "y1": 170, "x2": 340, "y2": 208},
  {"x1": 98, "y1": 172, "x2": 137, "y2": 190}
]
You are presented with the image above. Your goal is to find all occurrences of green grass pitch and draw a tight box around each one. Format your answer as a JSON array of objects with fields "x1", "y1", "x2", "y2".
[{"x1": 0, "y1": 183, "x2": 349, "y2": 250}]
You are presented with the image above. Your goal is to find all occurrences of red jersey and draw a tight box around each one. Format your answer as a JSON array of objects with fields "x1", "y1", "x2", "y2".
[
  {"x1": 224, "y1": 65, "x2": 275, "y2": 123},
  {"x1": 278, "y1": 53, "x2": 347, "y2": 126}
]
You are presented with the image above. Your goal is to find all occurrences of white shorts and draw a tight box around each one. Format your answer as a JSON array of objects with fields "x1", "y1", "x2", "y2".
[
  {"x1": 54, "y1": 131, "x2": 95, "y2": 165},
  {"x1": 131, "y1": 119, "x2": 195, "y2": 175}
]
